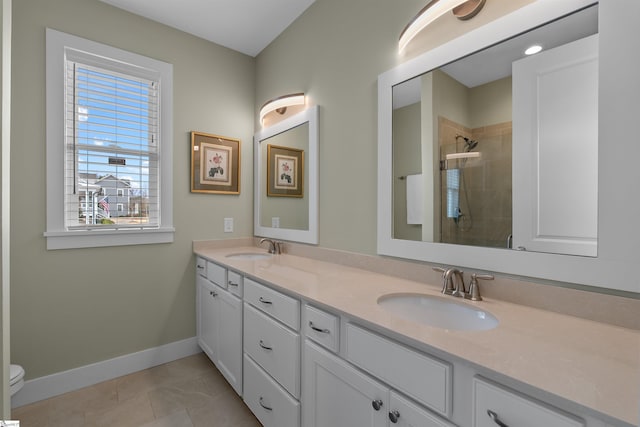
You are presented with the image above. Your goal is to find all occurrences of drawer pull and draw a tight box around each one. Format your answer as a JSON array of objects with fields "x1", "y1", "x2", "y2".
[
  {"x1": 228, "y1": 280, "x2": 239, "y2": 287},
  {"x1": 388, "y1": 410, "x2": 400, "y2": 423},
  {"x1": 372, "y1": 399, "x2": 383, "y2": 411},
  {"x1": 196, "y1": 265, "x2": 205, "y2": 269},
  {"x1": 487, "y1": 410, "x2": 509, "y2": 427},
  {"x1": 309, "y1": 321, "x2": 330, "y2": 334},
  {"x1": 259, "y1": 396, "x2": 273, "y2": 411},
  {"x1": 258, "y1": 297, "x2": 273, "y2": 305},
  {"x1": 209, "y1": 291, "x2": 218, "y2": 297},
  {"x1": 259, "y1": 340, "x2": 273, "y2": 351}
]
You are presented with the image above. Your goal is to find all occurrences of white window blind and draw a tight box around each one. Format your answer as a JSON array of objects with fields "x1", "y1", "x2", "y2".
[{"x1": 64, "y1": 60, "x2": 160, "y2": 230}]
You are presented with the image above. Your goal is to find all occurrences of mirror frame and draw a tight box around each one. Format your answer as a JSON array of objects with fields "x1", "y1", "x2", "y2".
[
  {"x1": 254, "y1": 105, "x2": 319, "y2": 244},
  {"x1": 378, "y1": 0, "x2": 638, "y2": 293}
]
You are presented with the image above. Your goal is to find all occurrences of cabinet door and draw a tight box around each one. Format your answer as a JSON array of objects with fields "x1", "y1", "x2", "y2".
[
  {"x1": 389, "y1": 391, "x2": 456, "y2": 427},
  {"x1": 216, "y1": 290, "x2": 243, "y2": 396},
  {"x1": 303, "y1": 340, "x2": 388, "y2": 427},
  {"x1": 196, "y1": 275, "x2": 218, "y2": 362}
]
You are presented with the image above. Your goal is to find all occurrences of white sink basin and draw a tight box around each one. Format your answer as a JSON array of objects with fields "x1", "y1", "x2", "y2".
[
  {"x1": 377, "y1": 293, "x2": 498, "y2": 331},
  {"x1": 225, "y1": 252, "x2": 273, "y2": 260}
]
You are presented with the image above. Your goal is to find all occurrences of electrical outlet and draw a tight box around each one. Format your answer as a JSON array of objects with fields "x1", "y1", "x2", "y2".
[
  {"x1": 224, "y1": 217, "x2": 233, "y2": 233},
  {"x1": 272, "y1": 217, "x2": 280, "y2": 228}
]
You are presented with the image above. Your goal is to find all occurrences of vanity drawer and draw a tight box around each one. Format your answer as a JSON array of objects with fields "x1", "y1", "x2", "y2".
[
  {"x1": 244, "y1": 354, "x2": 300, "y2": 427},
  {"x1": 304, "y1": 305, "x2": 339, "y2": 353},
  {"x1": 244, "y1": 303, "x2": 300, "y2": 398},
  {"x1": 195, "y1": 257, "x2": 207, "y2": 277},
  {"x1": 227, "y1": 270, "x2": 243, "y2": 298},
  {"x1": 244, "y1": 278, "x2": 300, "y2": 330},
  {"x1": 472, "y1": 377, "x2": 584, "y2": 427},
  {"x1": 206, "y1": 261, "x2": 227, "y2": 289},
  {"x1": 345, "y1": 323, "x2": 452, "y2": 417}
]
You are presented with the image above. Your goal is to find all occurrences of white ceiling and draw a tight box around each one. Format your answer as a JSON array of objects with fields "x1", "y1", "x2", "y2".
[{"x1": 98, "y1": 0, "x2": 316, "y2": 57}]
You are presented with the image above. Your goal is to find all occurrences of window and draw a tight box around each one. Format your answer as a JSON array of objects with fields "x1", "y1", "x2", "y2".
[{"x1": 45, "y1": 29, "x2": 174, "y2": 249}]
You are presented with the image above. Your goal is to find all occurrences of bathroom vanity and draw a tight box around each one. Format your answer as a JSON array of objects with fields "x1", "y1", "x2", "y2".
[{"x1": 194, "y1": 244, "x2": 638, "y2": 427}]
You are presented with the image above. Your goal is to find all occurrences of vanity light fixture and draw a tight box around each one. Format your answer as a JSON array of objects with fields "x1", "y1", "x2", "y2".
[
  {"x1": 259, "y1": 93, "x2": 306, "y2": 126},
  {"x1": 524, "y1": 45, "x2": 543, "y2": 55},
  {"x1": 399, "y1": 0, "x2": 486, "y2": 53}
]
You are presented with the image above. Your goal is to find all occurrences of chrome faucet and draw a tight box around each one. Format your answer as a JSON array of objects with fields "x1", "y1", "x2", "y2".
[
  {"x1": 433, "y1": 267, "x2": 465, "y2": 296},
  {"x1": 444, "y1": 268, "x2": 466, "y2": 297},
  {"x1": 259, "y1": 238, "x2": 281, "y2": 254}
]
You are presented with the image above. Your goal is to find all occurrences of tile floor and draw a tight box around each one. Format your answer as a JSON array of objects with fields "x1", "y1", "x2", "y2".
[{"x1": 12, "y1": 353, "x2": 262, "y2": 427}]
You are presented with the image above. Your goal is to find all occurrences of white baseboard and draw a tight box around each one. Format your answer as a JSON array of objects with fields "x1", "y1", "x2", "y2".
[{"x1": 12, "y1": 336, "x2": 200, "y2": 408}]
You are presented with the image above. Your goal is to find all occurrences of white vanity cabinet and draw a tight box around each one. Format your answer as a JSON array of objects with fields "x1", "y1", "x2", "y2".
[
  {"x1": 303, "y1": 340, "x2": 389, "y2": 427},
  {"x1": 195, "y1": 258, "x2": 243, "y2": 395},
  {"x1": 303, "y1": 340, "x2": 455, "y2": 427},
  {"x1": 472, "y1": 377, "x2": 585, "y2": 427},
  {"x1": 243, "y1": 277, "x2": 301, "y2": 427}
]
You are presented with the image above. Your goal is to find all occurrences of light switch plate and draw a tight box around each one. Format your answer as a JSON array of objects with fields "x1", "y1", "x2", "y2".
[
  {"x1": 272, "y1": 217, "x2": 280, "y2": 228},
  {"x1": 224, "y1": 217, "x2": 233, "y2": 233}
]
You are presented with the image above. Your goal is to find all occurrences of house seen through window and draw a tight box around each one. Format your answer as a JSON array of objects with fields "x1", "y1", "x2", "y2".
[
  {"x1": 45, "y1": 29, "x2": 174, "y2": 249},
  {"x1": 69, "y1": 64, "x2": 158, "y2": 229}
]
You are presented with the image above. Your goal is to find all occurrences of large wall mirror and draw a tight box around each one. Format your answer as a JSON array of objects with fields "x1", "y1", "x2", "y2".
[
  {"x1": 254, "y1": 106, "x2": 319, "y2": 244},
  {"x1": 378, "y1": 0, "x2": 638, "y2": 293}
]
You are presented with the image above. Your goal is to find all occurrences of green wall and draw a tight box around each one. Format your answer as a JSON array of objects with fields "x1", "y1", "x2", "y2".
[
  {"x1": 8, "y1": 0, "x2": 532, "y2": 385},
  {"x1": 11, "y1": 0, "x2": 255, "y2": 379},
  {"x1": 255, "y1": 0, "x2": 528, "y2": 254}
]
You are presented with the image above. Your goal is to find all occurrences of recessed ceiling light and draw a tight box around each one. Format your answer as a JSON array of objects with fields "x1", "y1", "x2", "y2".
[{"x1": 525, "y1": 45, "x2": 543, "y2": 55}]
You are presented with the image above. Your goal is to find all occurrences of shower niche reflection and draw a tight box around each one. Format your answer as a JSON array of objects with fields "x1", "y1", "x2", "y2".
[{"x1": 393, "y1": 70, "x2": 512, "y2": 249}]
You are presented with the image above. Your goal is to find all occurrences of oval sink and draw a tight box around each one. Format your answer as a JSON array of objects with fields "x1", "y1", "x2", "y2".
[
  {"x1": 377, "y1": 293, "x2": 498, "y2": 331},
  {"x1": 225, "y1": 252, "x2": 273, "y2": 260}
]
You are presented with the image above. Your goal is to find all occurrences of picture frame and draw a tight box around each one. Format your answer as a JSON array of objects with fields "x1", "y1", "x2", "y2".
[
  {"x1": 267, "y1": 144, "x2": 304, "y2": 197},
  {"x1": 191, "y1": 131, "x2": 241, "y2": 194}
]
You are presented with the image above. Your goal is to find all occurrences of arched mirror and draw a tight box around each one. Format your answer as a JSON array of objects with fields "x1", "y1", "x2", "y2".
[{"x1": 254, "y1": 106, "x2": 319, "y2": 244}]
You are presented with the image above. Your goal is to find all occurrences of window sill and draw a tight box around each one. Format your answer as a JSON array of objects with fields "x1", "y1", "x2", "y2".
[{"x1": 44, "y1": 227, "x2": 175, "y2": 250}]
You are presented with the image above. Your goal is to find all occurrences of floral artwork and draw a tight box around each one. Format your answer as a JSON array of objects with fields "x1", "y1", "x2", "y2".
[
  {"x1": 190, "y1": 131, "x2": 240, "y2": 194},
  {"x1": 275, "y1": 155, "x2": 298, "y2": 189},
  {"x1": 201, "y1": 143, "x2": 231, "y2": 185},
  {"x1": 267, "y1": 145, "x2": 304, "y2": 197}
]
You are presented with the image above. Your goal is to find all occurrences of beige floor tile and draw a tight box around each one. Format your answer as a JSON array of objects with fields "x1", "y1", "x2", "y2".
[
  {"x1": 165, "y1": 353, "x2": 218, "y2": 381},
  {"x1": 140, "y1": 409, "x2": 194, "y2": 427},
  {"x1": 188, "y1": 391, "x2": 260, "y2": 427},
  {"x1": 85, "y1": 393, "x2": 155, "y2": 427},
  {"x1": 116, "y1": 364, "x2": 174, "y2": 403},
  {"x1": 12, "y1": 399, "x2": 50, "y2": 427},
  {"x1": 148, "y1": 377, "x2": 219, "y2": 419},
  {"x1": 11, "y1": 353, "x2": 261, "y2": 427},
  {"x1": 49, "y1": 379, "x2": 118, "y2": 414}
]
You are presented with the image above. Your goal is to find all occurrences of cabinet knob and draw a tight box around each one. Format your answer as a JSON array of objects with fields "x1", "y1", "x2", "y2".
[
  {"x1": 371, "y1": 399, "x2": 383, "y2": 411},
  {"x1": 388, "y1": 410, "x2": 400, "y2": 423},
  {"x1": 209, "y1": 291, "x2": 217, "y2": 297},
  {"x1": 487, "y1": 410, "x2": 509, "y2": 427}
]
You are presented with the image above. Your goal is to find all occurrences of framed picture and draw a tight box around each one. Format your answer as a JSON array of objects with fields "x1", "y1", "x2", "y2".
[
  {"x1": 191, "y1": 131, "x2": 241, "y2": 194},
  {"x1": 267, "y1": 144, "x2": 304, "y2": 198}
]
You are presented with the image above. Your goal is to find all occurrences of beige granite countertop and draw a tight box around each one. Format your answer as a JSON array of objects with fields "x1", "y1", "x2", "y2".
[{"x1": 194, "y1": 244, "x2": 640, "y2": 426}]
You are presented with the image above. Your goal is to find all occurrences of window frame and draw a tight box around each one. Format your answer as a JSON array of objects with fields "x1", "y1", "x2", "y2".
[{"x1": 45, "y1": 29, "x2": 174, "y2": 249}]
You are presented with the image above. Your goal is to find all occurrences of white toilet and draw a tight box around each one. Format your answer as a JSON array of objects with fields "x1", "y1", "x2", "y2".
[{"x1": 9, "y1": 364, "x2": 24, "y2": 396}]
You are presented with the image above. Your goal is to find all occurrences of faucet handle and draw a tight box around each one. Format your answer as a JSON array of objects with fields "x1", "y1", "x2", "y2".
[{"x1": 465, "y1": 273, "x2": 494, "y2": 301}]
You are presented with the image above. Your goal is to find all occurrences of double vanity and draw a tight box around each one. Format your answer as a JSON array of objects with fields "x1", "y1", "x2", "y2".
[{"x1": 194, "y1": 241, "x2": 638, "y2": 427}]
